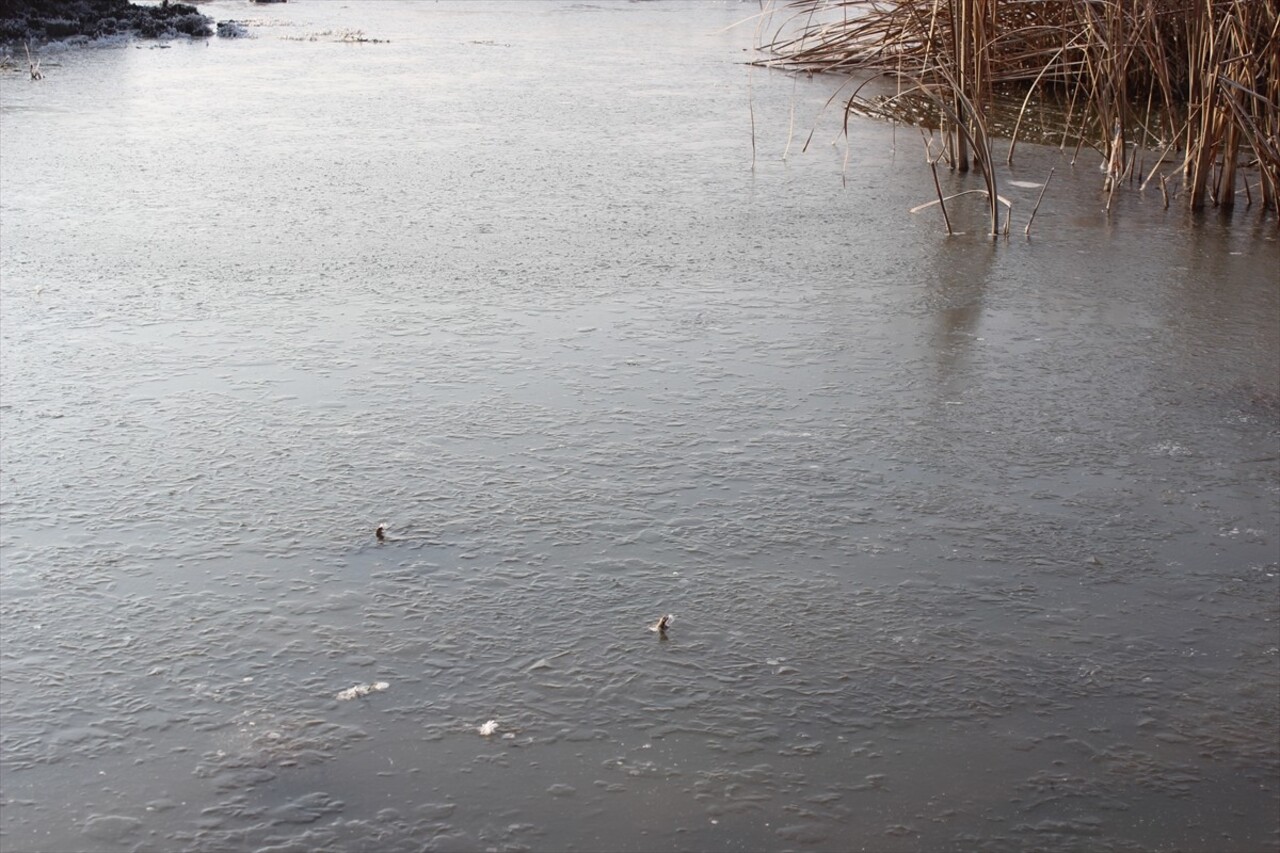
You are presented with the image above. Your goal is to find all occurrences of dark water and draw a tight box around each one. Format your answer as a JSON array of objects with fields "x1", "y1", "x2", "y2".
[{"x1": 1, "y1": 2, "x2": 1277, "y2": 851}]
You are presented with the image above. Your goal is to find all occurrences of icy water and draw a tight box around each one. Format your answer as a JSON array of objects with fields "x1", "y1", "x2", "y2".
[{"x1": 1, "y1": 2, "x2": 1278, "y2": 852}]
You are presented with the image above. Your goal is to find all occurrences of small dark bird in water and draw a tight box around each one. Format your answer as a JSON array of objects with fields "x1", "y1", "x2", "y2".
[
  {"x1": 375, "y1": 524, "x2": 386, "y2": 542},
  {"x1": 649, "y1": 614, "x2": 673, "y2": 636}
]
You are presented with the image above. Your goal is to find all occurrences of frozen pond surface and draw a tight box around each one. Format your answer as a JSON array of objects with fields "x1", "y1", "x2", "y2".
[{"x1": 1, "y1": 1, "x2": 1278, "y2": 851}]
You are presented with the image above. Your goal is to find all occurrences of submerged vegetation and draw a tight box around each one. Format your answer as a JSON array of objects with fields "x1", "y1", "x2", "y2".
[{"x1": 755, "y1": 0, "x2": 1279, "y2": 226}]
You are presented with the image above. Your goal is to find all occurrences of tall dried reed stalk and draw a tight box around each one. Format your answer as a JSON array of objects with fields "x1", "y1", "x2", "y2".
[{"x1": 756, "y1": 0, "x2": 1279, "y2": 215}]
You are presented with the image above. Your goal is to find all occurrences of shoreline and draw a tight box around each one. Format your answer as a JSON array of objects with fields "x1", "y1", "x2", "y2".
[{"x1": 0, "y1": 0, "x2": 213, "y2": 44}]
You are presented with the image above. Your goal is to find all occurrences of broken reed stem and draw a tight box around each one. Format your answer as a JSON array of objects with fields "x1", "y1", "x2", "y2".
[
  {"x1": 930, "y1": 157, "x2": 954, "y2": 235},
  {"x1": 1024, "y1": 167, "x2": 1055, "y2": 236},
  {"x1": 24, "y1": 41, "x2": 42, "y2": 80},
  {"x1": 783, "y1": 79, "x2": 797, "y2": 161}
]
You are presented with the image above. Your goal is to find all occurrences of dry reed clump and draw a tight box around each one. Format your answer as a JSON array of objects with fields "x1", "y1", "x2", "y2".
[{"x1": 755, "y1": 0, "x2": 1279, "y2": 220}]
